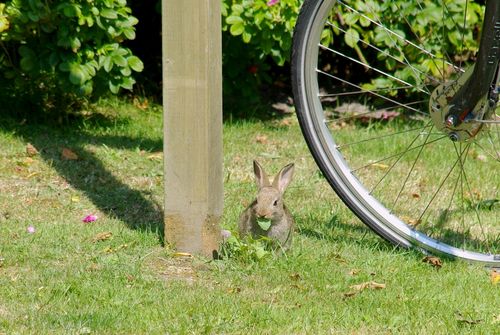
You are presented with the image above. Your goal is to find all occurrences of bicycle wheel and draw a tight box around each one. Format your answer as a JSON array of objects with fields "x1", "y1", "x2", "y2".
[{"x1": 292, "y1": 0, "x2": 499, "y2": 266}]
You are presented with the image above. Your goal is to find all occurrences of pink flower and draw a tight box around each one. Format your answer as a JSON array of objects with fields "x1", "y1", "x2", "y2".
[
  {"x1": 267, "y1": 0, "x2": 279, "y2": 6},
  {"x1": 82, "y1": 214, "x2": 98, "y2": 223},
  {"x1": 221, "y1": 229, "x2": 232, "y2": 242},
  {"x1": 27, "y1": 226, "x2": 36, "y2": 234}
]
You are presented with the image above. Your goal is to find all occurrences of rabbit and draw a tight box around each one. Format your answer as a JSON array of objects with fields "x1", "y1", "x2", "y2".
[{"x1": 238, "y1": 160, "x2": 295, "y2": 251}]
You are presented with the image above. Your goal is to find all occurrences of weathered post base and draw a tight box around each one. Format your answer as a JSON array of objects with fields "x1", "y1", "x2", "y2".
[{"x1": 162, "y1": 0, "x2": 223, "y2": 258}]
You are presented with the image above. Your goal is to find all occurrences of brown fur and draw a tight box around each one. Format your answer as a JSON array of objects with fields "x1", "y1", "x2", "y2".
[{"x1": 238, "y1": 161, "x2": 295, "y2": 251}]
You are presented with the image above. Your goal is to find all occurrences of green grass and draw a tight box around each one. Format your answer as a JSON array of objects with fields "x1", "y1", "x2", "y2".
[{"x1": 0, "y1": 98, "x2": 498, "y2": 334}]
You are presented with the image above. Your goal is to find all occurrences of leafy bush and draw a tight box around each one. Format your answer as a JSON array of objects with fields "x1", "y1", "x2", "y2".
[
  {"x1": 222, "y1": 0, "x2": 484, "y2": 107},
  {"x1": 222, "y1": 0, "x2": 302, "y2": 109},
  {"x1": 0, "y1": 0, "x2": 143, "y2": 113},
  {"x1": 323, "y1": 0, "x2": 484, "y2": 94},
  {"x1": 223, "y1": 0, "x2": 302, "y2": 66}
]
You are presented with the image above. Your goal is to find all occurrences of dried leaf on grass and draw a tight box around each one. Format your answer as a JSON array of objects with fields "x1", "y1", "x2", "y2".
[
  {"x1": 147, "y1": 152, "x2": 163, "y2": 161},
  {"x1": 328, "y1": 252, "x2": 348, "y2": 264},
  {"x1": 344, "y1": 281, "x2": 386, "y2": 298},
  {"x1": 18, "y1": 157, "x2": 34, "y2": 167},
  {"x1": 102, "y1": 244, "x2": 128, "y2": 253},
  {"x1": 26, "y1": 143, "x2": 39, "y2": 157},
  {"x1": 371, "y1": 163, "x2": 389, "y2": 170},
  {"x1": 422, "y1": 256, "x2": 443, "y2": 269},
  {"x1": 255, "y1": 134, "x2": 268, "y2": 144},
  {"x1": 133, "y1": 97, "x2": 149, "y2": 110},
  {"x1": 92, "y1": 231, "x2": 112, "y2": 243},
  {"x1": 490, "y1": 270, "x2": 500, "y2": 285},
  {"x1": 279, "y1": 118, "x2": 294, "y2": 127},
  {"x1": 401, "y1": 215, "x2": 422, "y2": 227},
  {"x1": 226, "y1": 287, "x2": 242, "y2": 294},
  {"x1": 173, "y1": 252, "x2": 193, "y2": 258},
  {"x1": 61, "y1": 148, "x2": 78, "y2": 160}
]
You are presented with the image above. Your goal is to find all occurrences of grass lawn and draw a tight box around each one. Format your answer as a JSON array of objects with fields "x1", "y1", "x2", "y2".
[{"x1": 0, "y1": 98, "x2": 498, "y2": 334}]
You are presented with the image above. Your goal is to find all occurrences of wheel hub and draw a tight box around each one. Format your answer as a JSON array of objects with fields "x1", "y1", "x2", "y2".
[{"x1": 429, "y1": 66, "x2": 488, "y2": 142}]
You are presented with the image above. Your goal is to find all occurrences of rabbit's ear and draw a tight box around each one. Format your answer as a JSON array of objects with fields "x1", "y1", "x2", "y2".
[
  {"x1": 253, "y1": 160, "x2": 270, "y2": 189},
  {"x1": 273, "y1": 163, "x2": 294, "y2": 194}
]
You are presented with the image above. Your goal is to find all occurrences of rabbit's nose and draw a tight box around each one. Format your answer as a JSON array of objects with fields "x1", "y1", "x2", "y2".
[{"x1": 256, "y1": 211, "x2": 272, "y2": 219}]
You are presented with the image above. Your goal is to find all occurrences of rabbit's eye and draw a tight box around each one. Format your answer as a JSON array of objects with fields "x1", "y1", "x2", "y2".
[{"x1": 273, "y1": 200, "x2": 278, "y2": 206}]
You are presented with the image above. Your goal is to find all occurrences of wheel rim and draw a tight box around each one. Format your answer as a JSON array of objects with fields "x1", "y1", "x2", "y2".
[{"x1": 296, "y1": 0, "x2": 499, "y2": 264}]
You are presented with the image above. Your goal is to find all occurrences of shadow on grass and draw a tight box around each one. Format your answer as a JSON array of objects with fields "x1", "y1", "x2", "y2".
[
  {"x1": 0, "y1": 113, "x2": 165, "y2": 243},
  {"x1": 297, "y1": 213, "x2": 392, "y2": 250}
]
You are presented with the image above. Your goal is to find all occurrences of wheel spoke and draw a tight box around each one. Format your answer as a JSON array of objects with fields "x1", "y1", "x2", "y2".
[
  {"x1": 392, "y1": 124, "x2": 434, "y2": 208},
  {"x1": 337, "y1": 0, "x2": 459, "y2": 73},
  {"x1": 352, "y1": 134, "x2": 447, "y2": 172},
  {"x1": 319, "y1": 44, "x2": 427, "y2": 94},
  {"x1": 416, "y1": 144, "x2": 466, "y2": 223},
  {"x1": 317, "y1": 69, "x2": 426, "y2": 115},
  {"x1": 336, "y1": 123, "x2": 431, "y2": 149},
  {"x1": 325, "y1": 20, "x2": 440, "y2": 89},
  {"x1": 371, "y1": 122, "x2": 434, "y2": 194}
]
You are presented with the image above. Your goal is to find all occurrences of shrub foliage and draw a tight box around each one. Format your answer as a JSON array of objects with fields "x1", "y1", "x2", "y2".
[
  {"x1": 0, "y1": 0, "x2": 487, "y2": 114},
  {"x1": 0, "y1": 0, "x2": 143, "y2": 113},
  {"x1": 223, "y1": 0, "x2": 484, "y2": 99}
]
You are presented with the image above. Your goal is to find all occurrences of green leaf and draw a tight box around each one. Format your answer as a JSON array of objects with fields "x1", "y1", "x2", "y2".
[
  {"x1": 229, "y1": 22, "x2": 244, "y2": 36},
  {"x1": 127, "y1": 56, "x2": 143, "y2": 72},
  {"x1": 20, "y1": 57, "x2": 35, "y2": 72},
  {"x1": 344, "y1": 28, "x2": 360, "y2": 48},
  {"x1": 0, "y1": 16, "x2": 9, "y2": 33},
  {"x1": 78, "y1": 81, "x2": 93, "y2": 96},
  {"x1": 359, "y1": 16, "x2": 371, "y2": 27},
  {"x1": 18, "y1": 46, "x2": 34, "y2": 58},
  {"x1": 231, "y1": 4, "x2": 244, "y2": 15},
  {"x1": 69, "y1": 65, "x2": 86, "y2": 85},
  {"x1": 62, "y1": 4, "x2": 81, "y2": 18},
  {"x1": 123, "y1": 28, "x2": 136, "y2": 40},
  {"x1": 70, "y1": 37, "x2": 81, "y2": 51},
  {"x1": 86, "y1": 16, "x2": 94, "y2": 27},
  {"x1": 120, "y1": 66, "x2": 132, "y2": 76},
  {"x1": 109, "y1": 81, "x2": 120, "y2": 94},
  {"x1": 84, "y1": 62, "x2": 96, "y2": 76},
  {"x1": 226, "y1": 15, "x2": 243, "y2": 25},
  {"x1": 112, "y1": 54, "x2": 127, "y2": 67},
  {"x1": 254, "y1": 245, "x2": 267, "y2": 260},
  {"x1": 242, "y1": 31, "x2": 251, "y2": 43},
  {"x1": 120, "y1": 76, "x2": 135, "y2": 90},
  {"x1": 59, "y1": 61, "x2": 71, "y2": 72},
  {"x1": 257, "y1": 219, "x2": 272, "y2": 231},
  {"x1": 103, "y1": 56, "x2": 113, "y2": 72},
  {"x1": 100, "y1": 8, "x2": 118, "y2": 19},
  {"x1": 344, "y1": 12, "x2": 360, "y2": 26}
]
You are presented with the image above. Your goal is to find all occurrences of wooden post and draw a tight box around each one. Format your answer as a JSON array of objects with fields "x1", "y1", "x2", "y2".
[{"x1": 162, "y1": 0, "x2": 223, "y2": 257}]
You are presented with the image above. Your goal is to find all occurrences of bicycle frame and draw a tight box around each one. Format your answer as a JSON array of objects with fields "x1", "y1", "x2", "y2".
[{"x1": 446, "y1": 0, "x2": 500, "y2": 126}]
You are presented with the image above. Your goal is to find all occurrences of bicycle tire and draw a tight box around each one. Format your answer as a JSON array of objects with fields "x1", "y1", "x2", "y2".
[{"x1": 292, "y1": 0, "x2": 500, "y2": 266}]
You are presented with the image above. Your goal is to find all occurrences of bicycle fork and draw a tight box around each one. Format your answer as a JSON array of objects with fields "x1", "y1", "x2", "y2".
[{"x1": 445, "y1": 0, "x2": 500, "y2": 130}]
